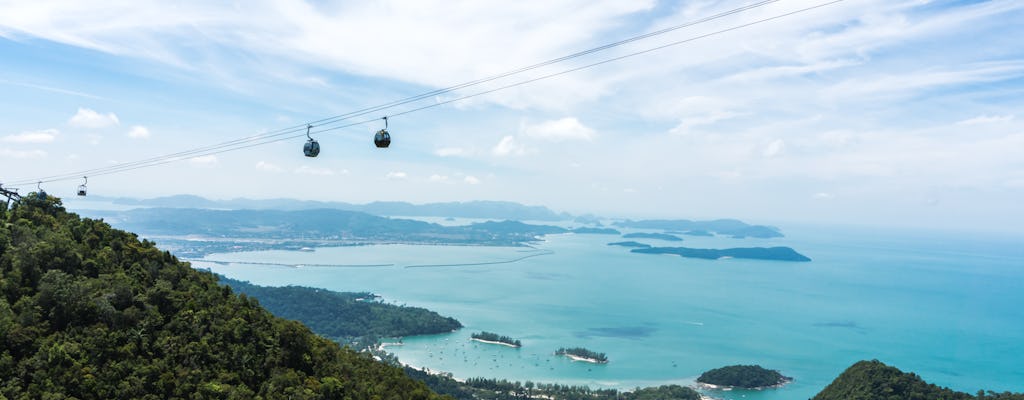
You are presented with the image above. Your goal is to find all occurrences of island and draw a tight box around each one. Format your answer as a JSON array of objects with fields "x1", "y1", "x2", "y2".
[
  {"x1": 571, "y1": 227, "x2": 621, "y2": 235},
  {"x1": 607, "y1": 241, "x2": 652, "y2": 248},
  {"x1": 682, "y1": 229, "x2": 714, "y2": 237},
  {"x1": 697, "y1": 365, "x2": 792, "y2": 389},
  {"x1": 555, "y1": 347, "x2": 608, "y2": 364},
  {"x1": 615, "y1": 219, "x2": 784, "y2": 238},
  {"x1": 632, "y1": 246, "x2": 811, "y2": 262},
  {"x1": 471, "y1": 331, "x2": 522, "y2": 347},
  {"x1": 622, "y1": 232, "x2": 683, "y2": 241}
]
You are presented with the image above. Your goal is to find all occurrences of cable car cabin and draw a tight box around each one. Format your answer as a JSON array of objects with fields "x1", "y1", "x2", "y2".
[
  {"x1": 77, "y1": 185, "x2": 87, "y2": 196},
  {"x1": 36, "y1": 190, "x2": 47, "y2": 201},
  {"x1": 304, "y1": 138, "x2": 320, "y2": 157},
  {"x1": 374, "y1": 129, "x2": 391, "y2": 148}
]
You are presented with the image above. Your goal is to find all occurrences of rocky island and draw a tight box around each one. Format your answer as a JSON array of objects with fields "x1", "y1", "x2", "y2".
[
  {"x1": 632, "y1": 246, "x2": 811, "y2": 262},
  {"x1": 697, "y1": 365, "x2": 792, "y2": 389}
]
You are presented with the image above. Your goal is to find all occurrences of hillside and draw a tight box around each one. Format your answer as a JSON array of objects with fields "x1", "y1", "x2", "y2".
[
  {"x1": 0, "y1": 195, "x2": 447, "y2": 399},
  {"x1": 814, "y1": 360, "x2": 1023, "y2": 400},
  {"x1": 220, "y1": 276, "x2": 462, "y2": 343}
]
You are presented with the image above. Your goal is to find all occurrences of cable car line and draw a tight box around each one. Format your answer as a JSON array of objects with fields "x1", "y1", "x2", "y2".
[
  {"x1": 7, "y1": 1, "x2": 786, "y2": 187},
  {"x1": 5, "y1": 0, "x2": 843, "y2": 189}
]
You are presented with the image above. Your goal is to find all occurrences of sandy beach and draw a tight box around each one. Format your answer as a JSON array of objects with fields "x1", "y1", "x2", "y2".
[{"x1": 470, "y1": 338, "x2": 522, "y2": 348}]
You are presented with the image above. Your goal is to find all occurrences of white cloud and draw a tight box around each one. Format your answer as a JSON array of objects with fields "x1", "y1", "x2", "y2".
[
  {"x1": 957, "y1": 114, "x2": 1015, "y2": 125},
  {"x1": 428, "y1": 174, "x2": 451, "y2": 184},
  {"x1": 294, "y1": 165, "x2": 335, "y2": 176},
  {"x1": 68, "y1": 107, "x2": 120, "y2": 128},
  {"x1": 492, "y1": 135, "x2": 531, "y2": 157},
  {"x1": 464, "y1": 175, "x2": 481, "y2": 185},
  {"x1": 385, "y1": 171, "x2": 407, "y2": 180},
  {"x1": 763, "y1": 139, "x2": 785, "y2": 158},
  {"x1": 522, "y1": 117, "x2": 594, "y2": 142},
  {"x1": 255, "y1": 161, "x2": 283, "y2": 172},
  {"x1": 0, "y1": 148, "x2": 47, "y2": 159},
  {"x1": 2, "y1": 129, "x2": 58, "y2": 143},
  {"x1": 824, "y1": 61, "x2": 1024, "y2": 99},
  {"x1": 188, "y1": 155, "x2": 218, "y2": 165},
  {"x1": 127, "y1": 125, "x2": 150, "y2": 139},
  {"x1": 435, "y1": 147, "x2": 467, "y2": 157},
  {"x1": 813, "y1": 192, "x2": 835, "y2": 200}
]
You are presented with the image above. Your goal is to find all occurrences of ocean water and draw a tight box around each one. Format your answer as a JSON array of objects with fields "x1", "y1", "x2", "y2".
[{"x1": 193, "y1": 225, "x2": 1024, "y2": 399}]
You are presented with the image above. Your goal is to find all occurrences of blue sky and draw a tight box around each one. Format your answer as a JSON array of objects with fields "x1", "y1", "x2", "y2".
[{"x1": 1, "y1": 0, "x2": 1022, "y2": 231}]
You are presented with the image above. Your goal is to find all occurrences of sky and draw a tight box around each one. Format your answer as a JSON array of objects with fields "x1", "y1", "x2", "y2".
[{"x1": 1, "y1": 0, "x2": 1022, "y2": 232}]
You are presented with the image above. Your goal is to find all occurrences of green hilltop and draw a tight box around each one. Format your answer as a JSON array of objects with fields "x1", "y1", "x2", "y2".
[{"x1": 0, "y1": 195, "x2": 446, "y2": 399}]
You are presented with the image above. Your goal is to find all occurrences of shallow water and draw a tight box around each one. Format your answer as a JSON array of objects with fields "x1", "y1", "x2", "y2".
[{"x1": 194, "y1": 225, "x2": 1024, "y2": 399}]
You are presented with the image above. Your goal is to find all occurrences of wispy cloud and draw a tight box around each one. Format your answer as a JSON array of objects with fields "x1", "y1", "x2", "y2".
[
  {"x1": 295, "y1": 165, "x2": 337, "y2": 176},
  {"x1": 522, "y1": 117, "x2": 594, "y2": 142},
  {"x1": 385, "y1": 171, "x2": 407, "y2": 180},
  {"x1": 188, "y1": 155, "x2": 217, "y2": 166},
  {"x1": 255, "y1": 161, "x2": 283, "y2": 172},
  {"x1": 0, "y1": 148, "x2": 47, "y2": 159},
  {"x1": 127, "y1": 125, "x2": 150, "y2": 139},
  {"x1": 957, "y1": 114, "x2": 1015, "y2": 125},
  {"x1": 492, "y1": 135, "x2": 531, "y2": 157},
  {"x1": 0, "y1": 79, "x2": 104, "y2": 100},
  {"x1": 2, "y1": 129, "x2": 58, "y2": 143}
]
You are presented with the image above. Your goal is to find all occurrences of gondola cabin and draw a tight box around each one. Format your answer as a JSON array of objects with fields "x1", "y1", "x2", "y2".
[
  {"x1": 304, "y1": 138, "x2": 320, "y2": 157},
  {"x1": 374, "y1": 129, "x2": 390, "y2": 148}
]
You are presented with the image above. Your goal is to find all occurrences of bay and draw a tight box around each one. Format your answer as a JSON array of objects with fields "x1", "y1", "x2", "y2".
[{"x1": 193, "y1": 225, "x2": 1024, "y2": 399}]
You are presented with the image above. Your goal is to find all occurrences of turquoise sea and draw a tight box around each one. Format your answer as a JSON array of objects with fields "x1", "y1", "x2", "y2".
[{"x1": 193, "y1": 224, "x2": 1024, "y2": 399}]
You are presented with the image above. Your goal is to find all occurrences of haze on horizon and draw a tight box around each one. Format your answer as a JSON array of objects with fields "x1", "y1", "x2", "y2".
[{"x1": 1, "y1": 0, "x2": 1022, "y2": 233}]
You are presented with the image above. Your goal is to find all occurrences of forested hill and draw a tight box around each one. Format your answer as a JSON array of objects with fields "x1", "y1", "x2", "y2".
[
  {"x1": 0, "y1": 195, "x2": 447, "y2": 399},
  {"x1": 814, "y1": 360, "x2": 1023, "y2": 400},
  {"x1": 220, "y1": 276, "x2": 462, "y2": 342}
]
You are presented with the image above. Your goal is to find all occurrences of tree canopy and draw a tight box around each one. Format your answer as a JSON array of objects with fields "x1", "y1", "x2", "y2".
[{"x1": 0, "y1": 194, "x2": 448, "y2": 399}]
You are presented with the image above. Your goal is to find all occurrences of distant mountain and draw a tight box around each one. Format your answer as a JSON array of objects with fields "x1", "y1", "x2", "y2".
[
  {"x1": 622, "y1": 232, "x2": 683, "y2": 241},
  {"x1": 88, "y1": 195, "x2": 569, "y2": 221},
  {"x1": 81, "y1": 208, "x2": 567, "y2": 256},
  {"x1": 615, "y1": 219, "x2": 783, "y2": 238}
]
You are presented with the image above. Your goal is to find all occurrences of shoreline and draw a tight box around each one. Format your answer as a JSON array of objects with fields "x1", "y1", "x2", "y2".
[
  {"x1": 559, "y1": 353, "x2": 608, "y2": 364},
  {"x1": 470, "y1": 338, "x2": 522, "y2": 348},
  {"x1": 697, "y1": 378, "x2": 792, "y2": 391}
]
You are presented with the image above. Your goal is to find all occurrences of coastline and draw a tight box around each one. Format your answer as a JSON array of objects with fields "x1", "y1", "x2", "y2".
[
  {"x1": 470, "y1": 338, "x2": 522, "y2": 348},
  {"x1": 696, "y1": 378, "x2": 792, "y2": 391},
  {"x1": 559, "y1": 353, "x2": 608, "y2": 364}
]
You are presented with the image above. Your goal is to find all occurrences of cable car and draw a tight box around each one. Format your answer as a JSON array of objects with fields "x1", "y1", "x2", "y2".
[
  {"x1": 77, "y1": 176, "x2": 87, "y2": 196},
  {"x1": 374, "y1": 116, "x2": 391, "y2": 148},
  {"x1": 303, "y1": 125, "x2": 320, "y2": 157},
  {"x1": 36, "y1": 182, "x2": 47, "y2": 200}
]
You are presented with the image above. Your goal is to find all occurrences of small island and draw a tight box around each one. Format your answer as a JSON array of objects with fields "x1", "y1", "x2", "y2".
[
  {"x1": 622, "y1": 232, "x2": 683, "y2": 241},
  {"x1": 697, "y1": 365, "x2": 792, "y2": 389},
  {"x1": 471, "y1": 331, "x2": 522, "y2": 348},
  {"x1": 555, "y1": 347, "x2": 608, "y2": 364},
  {"x1": 607, "y1": 241, "x2": 652, "y2": 248},
  {"x1": 632, "y1": 246, "x2": 811, "y2": 262}
]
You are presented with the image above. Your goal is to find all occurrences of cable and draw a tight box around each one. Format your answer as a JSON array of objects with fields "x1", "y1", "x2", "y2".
[
  {"x1": 7, "y1": 0, "x2": 843, "y2": 187},
  {"x1": 12, "y1": 1, "x2": 787, "y2": 186}
]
